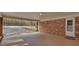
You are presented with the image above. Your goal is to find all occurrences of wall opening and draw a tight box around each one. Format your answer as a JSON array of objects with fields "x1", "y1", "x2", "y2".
[{"x1": 3, "y1": 17, "x2": 38, "y2": 38}]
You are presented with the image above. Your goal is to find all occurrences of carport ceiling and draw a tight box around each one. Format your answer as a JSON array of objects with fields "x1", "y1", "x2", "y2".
[{"x1": 1, "y1": 12, "x2": 79, "y2": 21}]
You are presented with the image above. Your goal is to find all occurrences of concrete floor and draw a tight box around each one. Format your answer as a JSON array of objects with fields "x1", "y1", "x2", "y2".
[{"x1": 1, "y1": 32, "x2": 79, "y2": 46}]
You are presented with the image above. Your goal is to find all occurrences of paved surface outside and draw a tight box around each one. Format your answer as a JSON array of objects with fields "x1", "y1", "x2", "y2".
[{"x1": 3, "y1": 26, "x2": 36, "y2": 37}]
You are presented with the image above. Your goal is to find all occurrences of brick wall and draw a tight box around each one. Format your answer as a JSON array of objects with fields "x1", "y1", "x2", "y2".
[
  {"x1": 0, "y1": 17, "x2": 3, "y2": 36},
  {"x1": 75, "y1": 17, "x2": 79, "y2": 37},
  {"x1": 39, "y1": 19, "x2": 65, "y2": 36}
]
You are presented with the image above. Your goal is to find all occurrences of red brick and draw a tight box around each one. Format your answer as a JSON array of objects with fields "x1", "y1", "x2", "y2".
[{"x1": 39, "y1": 19, "x2": 65, "y2": 36}]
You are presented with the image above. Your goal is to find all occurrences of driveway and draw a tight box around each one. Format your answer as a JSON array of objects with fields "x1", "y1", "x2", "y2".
[{"x1": 3, "y1": 26, "x2": 36, "y2": 37}]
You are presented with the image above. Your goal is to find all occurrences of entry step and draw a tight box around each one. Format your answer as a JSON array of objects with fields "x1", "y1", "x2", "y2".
[{"x1": 65, "y1": 36, "x2": 75, "y2": 40}]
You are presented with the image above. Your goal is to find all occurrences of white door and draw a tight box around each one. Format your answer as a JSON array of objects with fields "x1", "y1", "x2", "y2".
[{"x1": 65, "y1": 17, "x2": 75, "y2": 37}]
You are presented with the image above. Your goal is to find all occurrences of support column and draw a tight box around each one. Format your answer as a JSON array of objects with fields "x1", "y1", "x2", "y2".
[
  {"x1": 0, "y1": 17, "x2": 3, "y2": 44},
  {"x1": 37, "y1": 21, "x2": 39, "y2": 31}
]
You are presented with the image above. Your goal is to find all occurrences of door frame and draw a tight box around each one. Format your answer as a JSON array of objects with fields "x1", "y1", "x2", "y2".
[{"x1": 65, "y1": 17, "x2": 75, "y2": 37}]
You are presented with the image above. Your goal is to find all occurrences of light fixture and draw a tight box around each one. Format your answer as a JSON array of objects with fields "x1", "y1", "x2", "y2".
[
  {"x1": 39, "y1": 13, "x2": 43, "y2": 16},
  {"x1": 37, "y1": 13, "x2": 43, "y2": 20}
]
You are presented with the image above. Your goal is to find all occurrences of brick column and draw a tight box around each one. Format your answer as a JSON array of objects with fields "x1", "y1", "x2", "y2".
[
  {"x1": 0, "y1": 17, "x2": 3, "y2": 43},
  {"x1": 75, "y1": 17, "x2": 79, "y2": 38}
]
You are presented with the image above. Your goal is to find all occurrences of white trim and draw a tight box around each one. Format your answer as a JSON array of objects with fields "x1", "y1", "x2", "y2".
[{"x1": 65, "y1": 17, "x2": 75, "y2": 37}]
